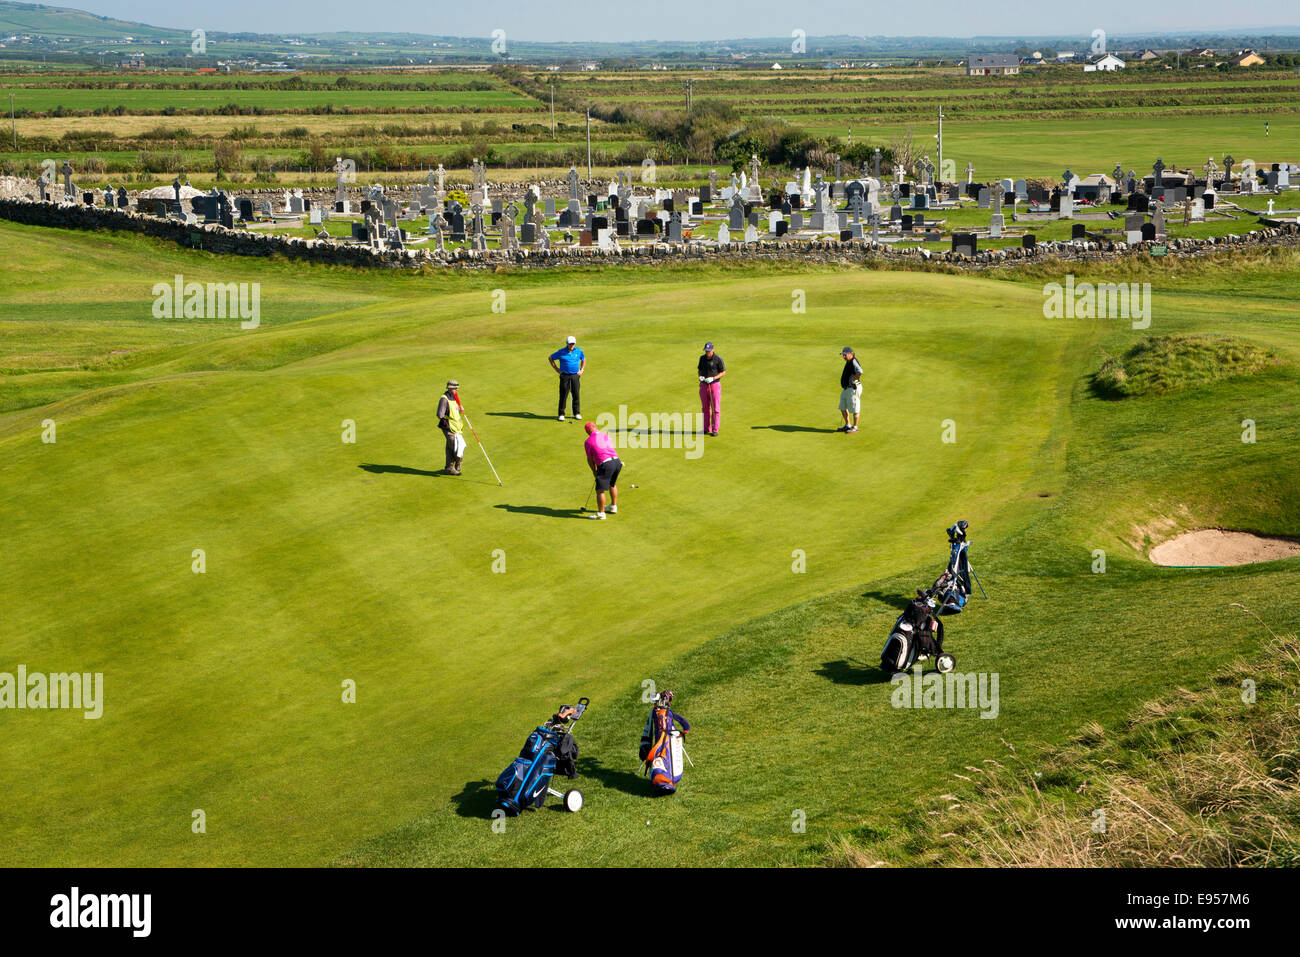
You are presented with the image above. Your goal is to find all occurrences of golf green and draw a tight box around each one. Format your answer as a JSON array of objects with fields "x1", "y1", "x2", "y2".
[{"x1": 1, "y1": 223, "x2": 1297, "y2": 866}]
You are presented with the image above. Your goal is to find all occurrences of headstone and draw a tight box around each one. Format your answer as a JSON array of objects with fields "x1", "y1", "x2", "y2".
[
  {"x1": 1141, "y1": 223, "x2": 1156, "y2": 242},
  {"x1": 951, "y1": 233, "x2": 976, "y2": 256},
  {"x1": 978, "y1": 188, "x2": 990, "y2": 209},
  {"x1": 1071, "y1": 223, "x2": 1086, "y2": 240},
  {"x1": 117, "y1": 187, "x2": 129, "y2": 209},
  {"x1": 729, "y1": 197, "x2": 746, "y2": 231},
  {"x1": 717, "y1": 224, "x2": 730, "y2": 244},
  {"x1": 1022, "y1": 234, "x2": 1036, "y2": 249}
]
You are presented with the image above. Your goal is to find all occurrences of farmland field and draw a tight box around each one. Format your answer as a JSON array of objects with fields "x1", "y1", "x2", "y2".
[{"x1": 3, "y1": 66, "x2": 1297, "y2": 186}]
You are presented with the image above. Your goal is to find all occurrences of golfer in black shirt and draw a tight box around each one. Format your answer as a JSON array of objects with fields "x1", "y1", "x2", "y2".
[
  {"x1": 838, "y1": 346, "x2": 862, "y2": 433},
  {"x1": 697, "y1": 341, "x2": 726, "y2": 436}
]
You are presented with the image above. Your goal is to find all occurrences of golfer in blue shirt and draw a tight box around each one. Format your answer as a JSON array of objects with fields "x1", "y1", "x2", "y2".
[{"x1": 549, "y1": 336, "x2": 586, "y2": 422}]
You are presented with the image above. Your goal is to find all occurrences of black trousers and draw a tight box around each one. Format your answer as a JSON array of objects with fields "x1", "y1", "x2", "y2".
[{"x1": 558, "y1": 372, "x2": 581, "y2": 416}]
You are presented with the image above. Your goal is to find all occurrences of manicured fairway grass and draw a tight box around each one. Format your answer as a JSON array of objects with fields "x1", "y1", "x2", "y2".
[{"x1": 0, "y1": 223, "x2": 1297, "y2": 866}]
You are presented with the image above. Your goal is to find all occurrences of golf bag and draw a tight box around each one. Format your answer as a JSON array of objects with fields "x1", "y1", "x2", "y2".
[
  {"x1": 641, "y1": 705, "x2": 686, "y2": 796},
  {"x1": 879, "y1": 521, "x2": 977, "y2": 674},
  {"x1": 880, "y1": 585, "x2": 952, "y2": 674},
  {"x1": 495, "y1": 698, "x2": 588, "y2": 816},
  {"x1": 941, "y1": 521, "x2": 973, "y2": 613}
]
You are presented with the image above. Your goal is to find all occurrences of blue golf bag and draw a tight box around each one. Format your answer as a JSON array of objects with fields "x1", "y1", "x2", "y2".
[
  {"x1": 495, "y1": 698, "x2": 588, "y2": 816},
  {"x1": 495, "y1": 726, "x2": 562, "y2": 815}
]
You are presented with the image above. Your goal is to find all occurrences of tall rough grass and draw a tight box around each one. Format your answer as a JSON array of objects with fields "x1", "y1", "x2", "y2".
[{"x1": 828, "y1": 610, "x2": 1300, "y2": 867}]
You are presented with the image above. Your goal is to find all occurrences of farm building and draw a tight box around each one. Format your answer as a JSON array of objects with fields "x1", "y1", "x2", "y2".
[{"x1": 1229, "y1": 50, "x2": 1264, "y2": 67}]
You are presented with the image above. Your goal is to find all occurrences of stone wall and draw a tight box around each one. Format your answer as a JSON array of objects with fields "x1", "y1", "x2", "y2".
[{"x1": 1, "y1": 197, "x2": 1296, "y2": 273}]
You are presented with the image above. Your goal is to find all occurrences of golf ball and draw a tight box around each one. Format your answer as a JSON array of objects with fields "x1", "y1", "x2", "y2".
[{"x1": 646, "y1": 820, "x2": 651, "y2": 826}]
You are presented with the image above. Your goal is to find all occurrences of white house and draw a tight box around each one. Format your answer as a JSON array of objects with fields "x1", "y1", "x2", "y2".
[{"x1": 1085, "y1": 53, "x2": 1126, "y2": 72}]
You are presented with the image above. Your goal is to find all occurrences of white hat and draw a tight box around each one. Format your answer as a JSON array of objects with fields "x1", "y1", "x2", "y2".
[{"x1": 566, "y1": 335, "x2": 576, "y2": 344}]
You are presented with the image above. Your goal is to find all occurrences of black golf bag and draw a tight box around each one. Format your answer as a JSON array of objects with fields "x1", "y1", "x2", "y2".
[
  {"x1": 880, "y1": 587, "x2": 950, "y2": 674},
  {"x1": 495, "y1": 698, "x2": 588, "y2": 816}
]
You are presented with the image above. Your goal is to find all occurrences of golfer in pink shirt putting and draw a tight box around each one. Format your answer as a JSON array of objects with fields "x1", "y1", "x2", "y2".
[{"x1": 583, "y1": 421, "x2": 622, "y2": 520}]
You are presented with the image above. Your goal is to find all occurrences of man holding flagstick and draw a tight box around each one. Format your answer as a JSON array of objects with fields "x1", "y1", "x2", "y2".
[
  {"x1": 436, "y1": 379, "x2": 466, "y2": 475},
  {"x1": 437, "y1": 379, "x2": 504, "y2": 485}
]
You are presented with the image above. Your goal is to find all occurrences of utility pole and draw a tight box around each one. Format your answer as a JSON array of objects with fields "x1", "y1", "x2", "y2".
[
  {"x1": 550, "y1": 83, "x2": 555, "y2": 138},
  {"x1": 586, "y1": 107, "x2": 592, "y2": 180},
  {"x1": 936, "y1": 104, "x2": 945, "y2": 181},
  {"x1": 685, "y1": 78, "x2": 693, "y2": 113},
  {"x1": 10, "y1": 93, "x2": 15, "y2": 151}
]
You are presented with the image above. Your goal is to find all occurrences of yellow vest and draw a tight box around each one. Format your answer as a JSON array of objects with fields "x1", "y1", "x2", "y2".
[{"x1": 443, "y1": 395, "x2": 463, "y2": 435}]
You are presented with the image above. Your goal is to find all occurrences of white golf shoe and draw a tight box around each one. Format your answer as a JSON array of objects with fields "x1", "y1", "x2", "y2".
[
  {"x1": 558, "y1": 415, "x2": 565, "y2": 422},
  {"x1": 587, "y1": 512, "x2": 606, "y2": 520},
  {"x1": 607, "y1": 505, "x2": 617, "y2": 514}
]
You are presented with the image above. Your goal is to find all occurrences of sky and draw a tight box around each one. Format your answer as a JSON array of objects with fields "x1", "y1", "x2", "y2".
[{"x1": 64, "y1": 0, "x2": 1298, "y2": 43}]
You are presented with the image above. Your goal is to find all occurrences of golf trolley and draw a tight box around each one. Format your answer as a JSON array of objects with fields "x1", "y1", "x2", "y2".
[
  {"x1": 495, "y1": 697, "x2": 589, "y2": 816},
  {"x1": 879, "y1": 521, "x2": 985, "y2": 675}
]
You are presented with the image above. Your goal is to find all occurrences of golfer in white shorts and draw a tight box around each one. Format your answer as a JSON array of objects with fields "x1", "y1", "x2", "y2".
[{"x1": 837, "y1": 346, "x2": 863, "y2": 434}]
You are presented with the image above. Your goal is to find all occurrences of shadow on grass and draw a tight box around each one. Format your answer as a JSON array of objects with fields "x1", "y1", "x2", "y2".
[
  {"x1": 494, "y1": 504, "x2": 587, "y2": 519},
  {"x1": 751, "y1": 424, "x2": 840, "y2": 433},
  {"x1": 576, "y1": 756, "x2": 649, "y2": 798},
  {"x1": 815, "y1": 659, "x2": 893, "y2": 686},
  {"x1": 859, "y1": 589, "x2": 907, "y2": 611},
  {"x1": 450, "y1": 778, "x2": 499, "y2": 819},
  {"x1": 484, "y1": 411, "x2": 554, "y2": 420},
  {"x1": 359, "y1": 463, "x2": 442, "y2": 478}
]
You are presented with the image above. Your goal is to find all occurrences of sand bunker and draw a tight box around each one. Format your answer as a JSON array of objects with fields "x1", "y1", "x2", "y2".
[{"x1": 1150, "y1": 529, "x2": 1300, "y2": 567}]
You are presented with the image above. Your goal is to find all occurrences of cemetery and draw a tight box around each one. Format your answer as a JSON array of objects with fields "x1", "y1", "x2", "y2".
[{"x1": 4, "y1": 152, "x2": 1299, "y2": 269}]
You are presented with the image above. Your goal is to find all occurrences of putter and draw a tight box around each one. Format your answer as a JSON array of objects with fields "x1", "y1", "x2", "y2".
[{"x1": 583, "y1": 484, "x2": 594, "y2": 512}]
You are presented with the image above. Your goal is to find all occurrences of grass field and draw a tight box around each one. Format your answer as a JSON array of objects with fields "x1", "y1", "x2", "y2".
[{"x1": 1, "y1": 219, "x2": 1297, "y2": 866}]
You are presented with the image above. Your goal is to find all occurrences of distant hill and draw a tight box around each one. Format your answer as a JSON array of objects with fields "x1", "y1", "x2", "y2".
[
  {"x1": 0, "y1": 1, "x2": 180, "y2": 41},
  {"x1": 0, "y1": 0, "x2": 1296, "y2": 62}
]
